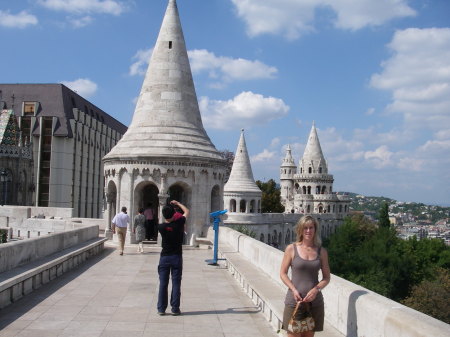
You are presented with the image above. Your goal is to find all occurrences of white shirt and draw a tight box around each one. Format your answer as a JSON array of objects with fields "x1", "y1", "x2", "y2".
[{"x1": 112, "y1": 212, "x2": 130, "y2": 228}]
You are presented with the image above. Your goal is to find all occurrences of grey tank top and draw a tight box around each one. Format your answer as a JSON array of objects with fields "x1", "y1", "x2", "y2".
[{"x1": 284, "y1": 244, "x2": 324, "y2": 307}]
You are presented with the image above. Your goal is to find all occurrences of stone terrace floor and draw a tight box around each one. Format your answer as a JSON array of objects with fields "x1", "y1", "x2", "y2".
[
  {"x1": 0, "y1": 242, "x2": 341, "y2": 337},
  {"x1": 0, "y1": 242, "x2": 279, "y2": 337}
]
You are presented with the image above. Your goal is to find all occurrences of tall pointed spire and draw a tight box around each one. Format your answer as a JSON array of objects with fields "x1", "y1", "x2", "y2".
[
  {"x1": 281, "y1": 144, "x2": 295, "y2": 167},
  {"x1": 104, "y1": 0, "x2": 222, "y2": 161},
  {"x1": 224, "y1": 130, "x2": 261, "y2": 193},
  {"x1": 301, "y1": 122, "x2": 328, "y2": 173}
]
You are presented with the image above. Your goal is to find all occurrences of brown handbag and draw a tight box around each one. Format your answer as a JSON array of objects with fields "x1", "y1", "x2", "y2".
[{"x1": 288, "y1": 302, "x2": 315, "y2": 333}]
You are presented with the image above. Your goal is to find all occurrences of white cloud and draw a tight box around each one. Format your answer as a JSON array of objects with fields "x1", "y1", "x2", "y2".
[
  {"x1": 128, "y1": 48, "x2": 277, "y2": 87},
  {"x1": 365, "y1": 107, "x2": 375, "y2": 116},
  {"x1": 370, "y1": 28, "x2": 450, "y2": 131},
  {"x1": 70, "y1": 15, "x2": 93, "y2": 28},
  {"x1": 199, "y1": 91, "x2": 289, "y2": 130},
  {"x1": 38, "y1": 0, "x2": 125, "y2": 15},
  {"x1": 364, "y1": 145, "x2": 394, "y2": 168},
  {"x1": 62, "y1": 78, "x2": 98, "y2": 98},
  {"x1": 189, "y1": 49, "x2": 277, "y2": 82},
  {"x1": 129, "y1": 48, "x2": 153, "y2": 76},
  {"x1": 270, "y1": 137, "x2": 280, "y2": 148},
  {"x1": 323, "y1": 0, "x2": 416, "y2": 31},
  {"x1": 0, "y1": 10, "x2": 38, "y2": 28},
  {"x1": 231, "y1": 0, "x2": 415, "y2": 39},
  {"x1": 251, "y1": 149, "x2": 277, "y2": 162}
]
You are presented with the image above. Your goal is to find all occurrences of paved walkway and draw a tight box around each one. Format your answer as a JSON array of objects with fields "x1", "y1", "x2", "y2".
[{"x1": 0, "y1": 243, "x2": 278, "y2": 337}]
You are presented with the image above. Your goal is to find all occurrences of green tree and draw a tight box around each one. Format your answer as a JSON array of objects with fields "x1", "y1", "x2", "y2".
[
  {"x1": 255, "y1": 179, "x2": 284, "y2": 213},
  {"x1": 219, "y1": 149, "x2": 234, "y2": 183},
  {"x1": 378, "y1": 202, "x2": 391, "y2": 228},
  {"x1": 402, "y1": 268, "x2": 450, "y2": 324}
]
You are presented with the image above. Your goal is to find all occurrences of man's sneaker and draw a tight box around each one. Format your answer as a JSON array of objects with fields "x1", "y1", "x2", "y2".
[
  {"x1": 171, "y1": 310, "x2": 181, "y2": 316},
  {"x1": 157, "y1": 311, "x2": 165, "y2": 316}
]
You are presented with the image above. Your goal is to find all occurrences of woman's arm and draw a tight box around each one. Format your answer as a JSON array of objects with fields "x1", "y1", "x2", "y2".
[{"x1": 280, "y1": 244, "x2": 302, "y2": 302}]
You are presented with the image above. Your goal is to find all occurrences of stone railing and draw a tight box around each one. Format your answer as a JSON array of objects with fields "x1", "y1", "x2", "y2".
[
  {"x1": 0, "y1": 225, "x2": 106, "y2": 309},
  {"x1": 210, "y1": 226, "x2": 450, "y2": 337}
]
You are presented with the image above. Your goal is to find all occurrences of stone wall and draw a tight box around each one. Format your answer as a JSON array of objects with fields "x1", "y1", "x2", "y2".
[
  {"x1": 211, "y1": 226, "x2": 450, "y2": 337},
  {"x1": 0, "y1": 225, "x2": 99, "y2": 273}
]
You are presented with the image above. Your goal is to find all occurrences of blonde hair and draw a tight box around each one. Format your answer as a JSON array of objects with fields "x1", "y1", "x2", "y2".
[{"x1": 295, "y1": 215, "x2": 321, "y2": 246}]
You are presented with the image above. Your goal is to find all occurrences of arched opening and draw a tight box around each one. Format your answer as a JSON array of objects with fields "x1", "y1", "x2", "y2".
[
  {"x1": 339, "y1": 205, "x2": 343, "y2": 213},
  {"x1": 260, "y1": 233, "x2": 264, "y2": 242},
  {"x1": 210, "y1": 185, "x2": 221, "y2": 212},
  {"x1": 318, "y1": 204, "x2": 324, "y2": 213},
  {"x1": 272, "y1": 230, "x2": 278, "y2": 247},
  {"x1": 230, "y1": 199, "x2": 236, "y2": 212},
  {"x1": 278, "y1": 232, "x2": 282, "y2": 247},
  {"x1": 134, "y1": 182, "x2": 160, "y2": 240},
  {"x1": 321, "y1": 186, "x2": 326, "y2": 194},
  {"x1": 106, "y1": 180, "x2": 117, "y2": 230},
  {"x1": 295, "y1": 183, "x2": 299, "y2": 192},
  {"x1": 307, "y1": 186, "x2": 311, "y2": 194},
  {"x1": 249, "y1": 200, "x2": 255, "y2": 213},
  {"x1": 239, "y1": 199, "x2": 246, "y2": 213},
  {"x1": 319, "y1": 167, "x2": 322, "y2": 173},
  {"x1": 307, "y1": 205, "x2": 311, "y2": 213},
  {"x1": 308, "y1": 167, "x2": 312, "y2": 173},
  {"x1": 316, "y1": 186, "x2": 321, "y2": 194},
  {"x1": 327, "y1": 205, "x2": 331, "y2": 213},
  {"x1": 285, "y1": 229, "x2": 290, "y2": 244},
  {"x1": 302, "y1": 186, "x2": 306, "y2": 194}
]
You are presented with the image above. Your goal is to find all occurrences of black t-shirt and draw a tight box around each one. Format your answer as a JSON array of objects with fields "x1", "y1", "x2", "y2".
[{"x1": 158, "y1": 216, "x2": 185, "y2": 256}]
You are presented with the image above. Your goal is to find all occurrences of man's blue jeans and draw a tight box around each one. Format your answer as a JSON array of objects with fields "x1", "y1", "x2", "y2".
[{"x1": 157, "y1": 254, "x2": 183, "y2": 313}]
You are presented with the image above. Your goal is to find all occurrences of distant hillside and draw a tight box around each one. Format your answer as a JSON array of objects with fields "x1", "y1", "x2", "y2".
[{"x1": 342, "y1": 192, "x2": 450, "y2": 222}]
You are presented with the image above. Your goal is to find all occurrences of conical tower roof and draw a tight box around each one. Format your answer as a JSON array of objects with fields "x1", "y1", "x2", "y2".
[
  {"x1": 224, "y1": 130, "x2": 261, "y2": 193},
  {"x1": 301, "y1": 122, "x2": 328, "y2": 173},
  {"x1": 104, "y1": 0, "x2": 222, "y2": 162},
  {"x1": 281, "y1": 144, "x2": 296, "y2": 168}
]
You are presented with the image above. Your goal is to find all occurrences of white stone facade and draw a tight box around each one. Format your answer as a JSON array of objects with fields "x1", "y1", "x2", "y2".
[{"x1": 280, "y1": 123, "x2": 350, "y2": 223}]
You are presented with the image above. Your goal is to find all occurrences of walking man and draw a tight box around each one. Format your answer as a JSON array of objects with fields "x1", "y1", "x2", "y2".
[
  {"x1": 112, "y1": 206, "x2": 130, "y2": 256},
  {"x1": 157, "y1": 200, "x2": 188, "y2": 316}
]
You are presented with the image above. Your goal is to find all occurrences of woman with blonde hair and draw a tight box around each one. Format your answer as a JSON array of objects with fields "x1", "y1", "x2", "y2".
[{"x1": 280, "y1": 215, "x2": 331, "y2": 337}]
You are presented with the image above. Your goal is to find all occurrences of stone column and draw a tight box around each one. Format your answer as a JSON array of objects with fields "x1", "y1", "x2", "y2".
[
  {"x1": 104, "y1": 191, "x2": 113, "y2": 240},
  {"x1": 126, "y1": 171, "x2": 136, "y2": 244}
]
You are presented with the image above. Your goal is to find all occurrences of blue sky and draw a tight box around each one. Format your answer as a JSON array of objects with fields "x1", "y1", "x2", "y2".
[{"x1": 1, "y1": 0, "x2": 449, "y2": 206}]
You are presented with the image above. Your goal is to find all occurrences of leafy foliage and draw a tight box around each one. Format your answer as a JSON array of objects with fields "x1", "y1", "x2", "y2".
[
  {"x1": 325, "y1": 211, "x2": 450, "y2": 317},
  {"x1": 229, "y1": 224, "x2": 256, "y2": 238},
  {"x1": 377, "y1": 202, "x2": 391, "y2": 227},
  {"x1": 219, "y1": 149, "x2": 235, "y2": 183},
  {"x1": 256, "y1": 179, "x2": 284, "y2": 213},
  {"x1": 0, "y1": 229, "x2": 7, "y2": 243},
  {"x1": 402, "y1": 268, "x2": 450, "y2": 324}
]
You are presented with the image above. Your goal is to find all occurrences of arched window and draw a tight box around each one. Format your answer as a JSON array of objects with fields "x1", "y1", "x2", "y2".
[
  {"x1": 322, "y1": 186, "x2": 326, "y2": 194},
  {"x1": 307, "y1": 186, "x2": 311, "y2": 194},
  {"x1": 316, "y1": 186, "x2": 321, "y2": 194},
  {"x1": 327, "y1": 205, "x2": 331, "y2": 213},
  {"x1": 308, "y1": 167, "x2": 312, "y2": 173},
  {"x1": 240, "y1": 199, "x2": 246, "y2": 213},
  {"x1": 302, "y1": 186, "x2": 306, "y2": 194},
  {"x1": 307, "y1": 205, "x2": 311, "y2": 213},
  {"x1": 339, "y1": 205, "x2": 343, "y2": 213},
  {"x1": 318, "y1": 205, "x2": 323, "y2": 213},
  {"x1": 285, "y1": 229, "x2": 291, "y2": 244},
  {"x1": 319, "y1": 167, "x2": 322, "y2": 173},
  {"x1": 300, "y1": 167, "x2": 303, "y2": 173},
  {"x1": 260, "y1": 233, "x2": 265, "y2": 242},
  {"x1": 230, "y1": 199, "x2": 236, "y2": 212}
]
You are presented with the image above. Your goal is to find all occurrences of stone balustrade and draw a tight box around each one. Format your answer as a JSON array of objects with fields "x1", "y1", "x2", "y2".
[{"x1": 209, "y1": 226, "x2": 450, "y2": 337}]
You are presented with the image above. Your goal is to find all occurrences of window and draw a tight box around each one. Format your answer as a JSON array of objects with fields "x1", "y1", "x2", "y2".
[
  {"x1": 308, "y1": 167, "x2": 312, "y2": 173},
  {"x1": 169, "y1": 41, "x2": 172, "y2": 49},
  {"x1": 23, "y1": 102, "x2": 36, "y2": 116}
]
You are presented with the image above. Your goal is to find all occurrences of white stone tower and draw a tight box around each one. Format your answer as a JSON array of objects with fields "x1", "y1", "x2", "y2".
[
  {"x1": 280, "y1": 122, "x2": 349, "y2": 217},
  {"x1": 280, "y1": 144, "x2": 296, "y2": 210},
  {"x1": 103, "y1": 0, "x2": 226, "y2": 241},
  {"x1": 224, "y1": 130, "x2": 262, "y2": 214}
]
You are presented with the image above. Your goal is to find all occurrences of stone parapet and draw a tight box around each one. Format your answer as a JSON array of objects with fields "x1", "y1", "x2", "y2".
[{"x1": 210, "y1": 226, "x2": 450, "y2": 337}]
